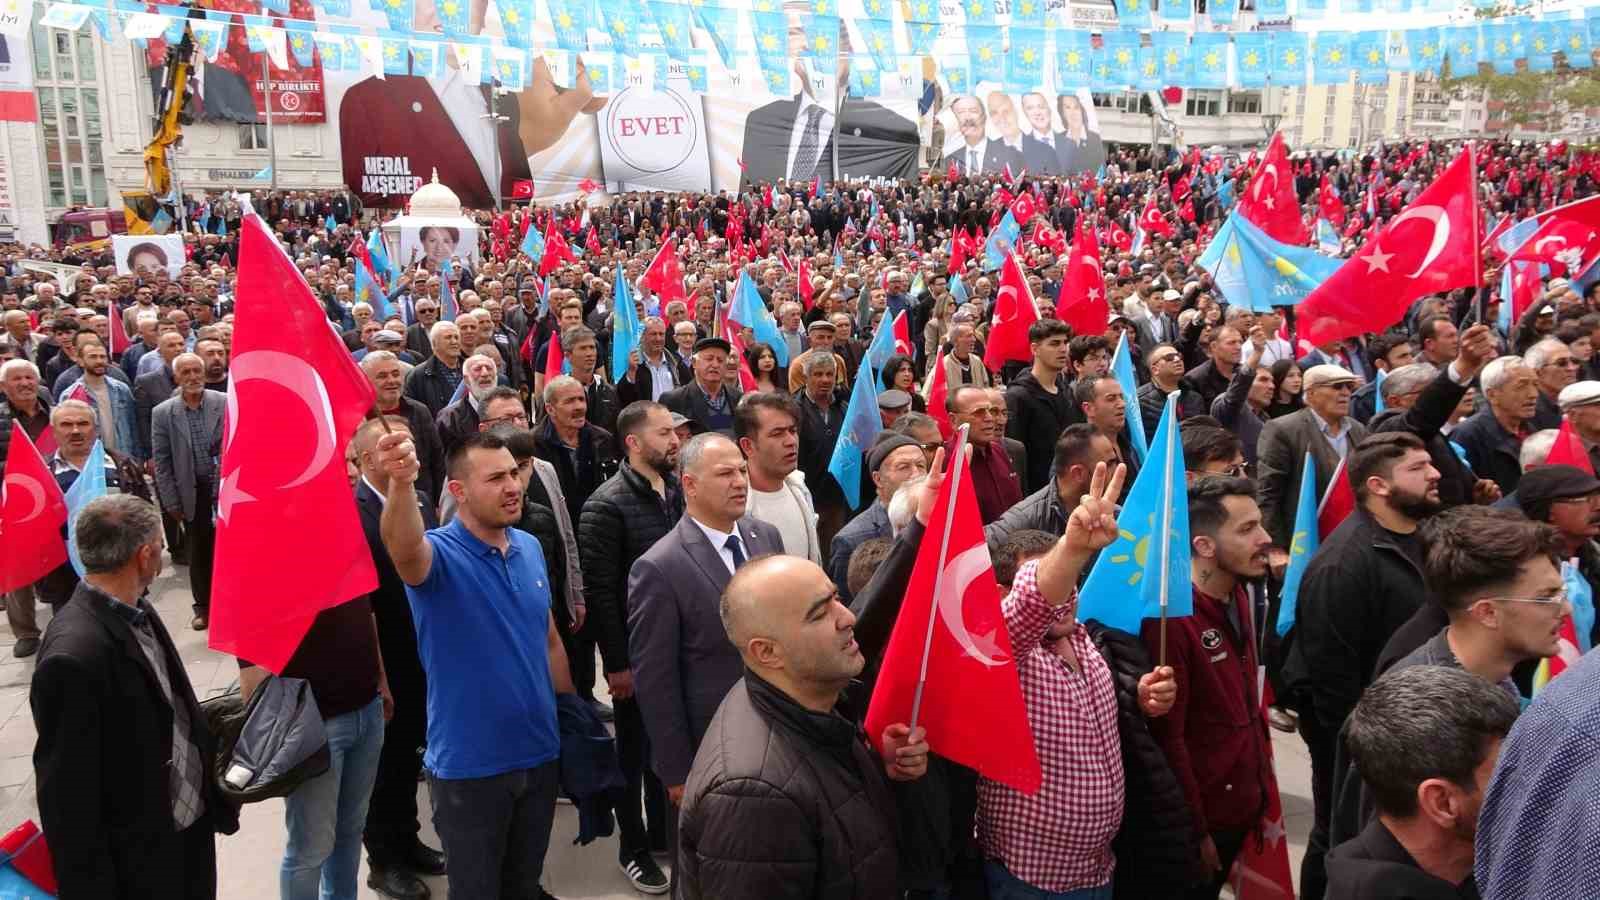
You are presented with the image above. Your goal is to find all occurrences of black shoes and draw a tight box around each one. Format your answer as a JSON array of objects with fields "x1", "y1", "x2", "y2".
[
  {"x1": 367, "y1": 866, "x2": 429, "y2": 900},
  {"x1": 12, "y1": 638, "x2": 38, "y2": 658},
  {"x1": 403, "y1": 840, "x2": 447, "y2": 877},
  {"x1": 620, "y1": 850, "x2": 670, "y2": 895}
]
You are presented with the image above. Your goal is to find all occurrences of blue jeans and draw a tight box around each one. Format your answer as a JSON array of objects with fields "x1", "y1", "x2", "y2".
[
  {"x1": 281, "y1": 696, "x2": 385, "y2": 900},
  {"x1": 985, "y1": 861, "x2": 1112, "y2": 900}
]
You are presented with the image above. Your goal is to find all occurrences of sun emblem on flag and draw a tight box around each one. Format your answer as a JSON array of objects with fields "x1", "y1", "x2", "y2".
[
  {"x1": 979, "y1": 45, "x2": 993, "y2": 62},
  {"x1": 815, "y1": 0, "x2": 828, "y2": 11},
  {"x1": 1204, "y1": 49, "x2": 1220, "y2": 68},
  {"x1": 662, "y1": 22, "x2": 676, "y2": 38},
  {"x1": 760, "y1": 32, "x2": 778, "y2": 51},
  {"x1": 1164, "y1": 49, "x2": 1179, "y2": 66},
  {"x1": 767, "y1": 69, "x2": 784, "y2": 87},
  {"x1": 862, "y1": 69, "x2": 876, "y2": 85},
  {"x1": 916, "y1": 0, "x2": 931, "y2": 15},
  {"x1": 873, "y1": 35, "x2": 886, "y2": 51},
  {"x1": 440, "y1": 0, "x2": 459, "y2": 17},
  {"x1": 1368, "y1": 48, "x2": 1381, "y2": 62},
  {"x1": 557, "y1": 11, "x2": 572, "y2": 27},
  {"x1": 1065, "y1": 48, "x2": 1082, "y2": 68},
  {"x1": 1571, "y1": 35, "x2": 1583, "y2": 51},
  {"x1": 1022, "y1": 47, "x2": 1037, "y2": 65},
  {"x1": 1115, "y1": 48, "x2": 1131, "y2": 64},
  {"x1": 1143, "y1": 58, "x2": 1156, "y2": 76},
  {"x1": 384, "y1": 43, "x2": 398, "y2": 58},
  {"x1": 814, "y1": 34, "x2": 830, "y2": 52},
  {"x1": 504, "y1": 6, "x2": 519, "y2": 23},
  {"x1": 292, "y1": 35, "x2": 306, "y2": 49},
  {"x1": 1283, "y1": 49, "x2": 1298, "y2": 65},
  {"x1": 1326, "y1": 48, "x2": 1342, "y2": 63},
  {"x1": 611, "y1": 18, "x2": 626, "y2": 34},
  {"x1": 1020, "y1": 0, "x2": 1034, "y2": 13},
  {"x1": 968, "y1": 0, "x2": 983, "y2": 16},
  {"x1": 1244, "y1": 49, "x2": 1260, "y2": 68},
  {"x1": 1107, "y1": 514, "x2": 1157, "y2": 586}
]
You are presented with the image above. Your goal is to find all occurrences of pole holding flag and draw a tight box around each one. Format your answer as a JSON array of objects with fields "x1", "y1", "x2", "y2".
[{"x1": 910, "y1": 424, "x2": 971, "y2": 732}]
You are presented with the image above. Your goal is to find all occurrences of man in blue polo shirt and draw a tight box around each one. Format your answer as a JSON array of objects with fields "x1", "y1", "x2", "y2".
[{"x1": 377, "y1": 428, "x2": 574, "y2": 900}]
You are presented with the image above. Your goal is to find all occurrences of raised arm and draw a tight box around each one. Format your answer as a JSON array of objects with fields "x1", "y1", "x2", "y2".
[{"x1": 376, "y1": 431, "x2": 434, "y2": 586}]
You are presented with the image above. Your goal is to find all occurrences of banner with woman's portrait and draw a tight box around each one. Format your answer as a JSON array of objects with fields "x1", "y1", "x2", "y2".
[
  {"x1": 396, "y1": 223, "x2": 481, "y2": 271},
  {"x1": 112, "y1": 234, "x2": 187, "y2": 279}
]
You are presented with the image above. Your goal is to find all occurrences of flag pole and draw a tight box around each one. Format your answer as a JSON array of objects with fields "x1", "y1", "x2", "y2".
[
  {"x1": 909, "y1": 423, "x2": 970, "y2": 733},
  {"x1": 1157, "y1": 394, "x2": 1176, "y2": 669}
]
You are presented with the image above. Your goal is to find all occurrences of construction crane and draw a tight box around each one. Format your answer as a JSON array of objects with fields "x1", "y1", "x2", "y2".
[{"x1": 123, "y1": 23, "x2": 196, "y2": 234}]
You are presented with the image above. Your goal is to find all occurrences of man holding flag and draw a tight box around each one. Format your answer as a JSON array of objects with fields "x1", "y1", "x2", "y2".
[
  {"x1": 974, "y1": 460, "x2": 1186, "y2": 898},
  {"x1": 1144, "y1": 475, "x2": 1274, "y2": 900}
]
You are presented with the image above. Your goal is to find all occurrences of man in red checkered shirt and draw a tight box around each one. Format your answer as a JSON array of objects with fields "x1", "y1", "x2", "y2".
[
  {"x1": 1142, "y1": 475, "x2": 1275, "y2": 900},
  {"x1": 977, "y1": 462, "x2": 1179, "y2": 898}
]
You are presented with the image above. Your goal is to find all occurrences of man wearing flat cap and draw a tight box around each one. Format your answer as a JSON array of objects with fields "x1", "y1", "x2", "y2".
[
  {"x1": 827, "y1": 432, "x2": 929, "y2": 604},
  {"x1": 1558, "y1": 380, "x2": 1600, "y2": 474},
  {"x1": 786, "y1": 319, "x2": 851, "y2": 394},
  {"x1": 1514, "y1": 464, "x2": 1600, "y2": 650},
  {"x1": 1258, "y1": 364, "x2": 1369, "y2": 572},
  {"x1": 877, "y1": 389, "x2": 912, "y2": 429},
  {"x1": 661, "y1": 337, "x2": 742, "y2": 438}
]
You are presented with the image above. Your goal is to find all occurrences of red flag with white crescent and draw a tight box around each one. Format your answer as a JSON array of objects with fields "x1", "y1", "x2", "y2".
[
  {"x1": 1057, "y1": 220, "x2": 1109, "y2": 336},
  {"x1": 983, "y1": 251, "x2": 1042, "y2": 368},
  {"x1": 1298, "y1": 147, "x2": 1481, "y2": 345},
  {"x1": 891, "y1": 310, "x2": 914, "y2": 358},
  {"x1": 644, "y1": 238, "x2": 687, "y2": 308},
  {"x1": 1238, "y1": 131, "x2": 1309, "y2": 245},
  {"x1": 0, "y1": 423, "x2": 68, "y2": 594},
  {"x1": 923, "y1": 353, "x2": 953, "y2": 440},
  {"x1": 864, "y1": 426, "x2": 1041, "y2": 793},
  {"x1": 210, "y1": 214, "x2": 379, "y2": 673}
]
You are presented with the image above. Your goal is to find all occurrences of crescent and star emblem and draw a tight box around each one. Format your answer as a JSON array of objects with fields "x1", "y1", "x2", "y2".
[
  {"x1": 1254, "y1": 163, "x2": 1280, "y2": 210},
  {"x1": 2, "y1": 473, "x2": 49, "y2": 524},
  {"x1": 937, "y1": 544, "x2": 1009, "y2": 666},
  {"x1": 1361, "y1": 205, "x2": 1449, "y2": 279},
  {"x1": 218, "y1": 349, "x2": 340, "y2": 525},
  {"x1": 994, "y1": 285, "x2": 1020, "y2": 324}
]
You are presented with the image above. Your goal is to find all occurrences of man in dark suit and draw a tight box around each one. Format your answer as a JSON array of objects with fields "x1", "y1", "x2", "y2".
[
  {"x1": 660, "y1": 338, "x2": 743, "y2": 437},
  {"x1": 31, "y1": 494, "x2": 239, "y2": 899},
  {"x1": 1256, "y1": 364, "x2": 1368, "y2": 570},
  {"x1": 353, "y1": 417, "x2": 445, "y2": 899},
  {"x1": 627, "y1": 432, "x2": 784, "y2": 803},
  {"x1": 942, "y1": 95, "x2": 1026, "y2": 176}
]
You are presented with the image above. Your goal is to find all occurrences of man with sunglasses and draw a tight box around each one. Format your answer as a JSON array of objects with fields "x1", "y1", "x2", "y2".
[
  {"x1": 1525, "y1": 338, "x2": 1580, "y2": 432},
  {"x1": 948, "y1": 385, "x2": 1022, "y2": 525}
]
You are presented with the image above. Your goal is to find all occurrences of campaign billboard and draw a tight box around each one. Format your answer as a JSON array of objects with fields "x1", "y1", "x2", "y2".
[{"x1": 929, "y1": 88, "x2": 1105, "y2": 178}]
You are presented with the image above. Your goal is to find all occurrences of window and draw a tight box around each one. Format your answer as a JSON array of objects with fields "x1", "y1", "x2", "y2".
[
  {"x1": 1185, "y1": 89, "x2": 1221, "y2": 117},
  {"x1": 1227, "y1": 91, "x2": 1261, "y2": 114},
  {"x1": 31, "y1": 12, "x2": 109, "y2": 213},
  {"x1": 238, "y1": 123, "x2": 270, "y2": 151},
  {"x1": 1325, "y1": 92, "x2": 1337, "y2": 114},
  {"x1": 1296, "y1": 90, "x2": 1306, "y2": 115}
]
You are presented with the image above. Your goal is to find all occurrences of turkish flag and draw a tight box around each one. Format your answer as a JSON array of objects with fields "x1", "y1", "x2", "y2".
[
  {"x1": 1057, "y1": 221, "x2": 1109, "y2": 336},
  {"x1": 0, "y1": 423, "x2": 68, "y2": 594},
  {"x1": 510, "y1": 179, "x2": 534, "y2": 200},
  {"x1": 1318, "y1": 175, "x2": 1345, "y2": 229},
  {"x1": 1139, "y1": 198, "x2": 1174, "y2": 237},
  {"x1": 585, "y1": 226, "x2": 603, "y2": 257},
  {"x1": 1229, "y1": 683, "x2": 1296, "y2": 900},
  {"x1": 1481, "y1": 213, "x2": 1514, "y2": 257},
  {"x1": 541, "y1": 229, "x2": 576, "y2": 276},
  {"x1": 578, "y1": 177, "x2": 600, "y2": 195},
  {"x1": 1107, "y1": 223, "x2": 1131, "y2": 252},
  {"x1": 1509, "y1": 195, "x2": 1600, "y2": 273},
  {"x1": 1545, "y1": 418, "x2": 1595, "y2": 475},
  {"x1": 1172, "y1": 172, "x2": 1192, "y2": 201},
  {"x1": 542, "y1": 332, "x2": 566, "y2": 383},
  {"x1": 923, "y1": 353, "x2": 953, "y2": 440},
  {"x1": 644, "y1": 239, "x2": 687, "y2": 308},
  {"x1": 1238, "y1": 132, "x2": 1309, "y2": 245},
  {"x1": 948, "y1": 230, "x2": 970, "y2": 275},
  {"x1": 107, "y1": 306, "x2": 132, "y2": 357},
  {"x1": 209, "y1": 215, "x2": 379, "y2": 673},
  {"x1": 1317, "y1": 456, "x2": 1356, "y2": 539},
  {"x1": 1299, "y1": 147, "x2": 1481, "y2": 346},
  {"x1": 1508, "y1": 260, "x2": 1542, "y2": 324},
  {"x1": 797, "y1": 258, "x2": 815, "y2": 310},
  {"x1": 865, "y1": 426, "x2": 1041, "y2": 793},
  {"x1": 983, "y1": 251, "x2": 1042, "y2": 368},
  {"x1": 891, "y1": 310, "x2": 914, "y2": 358},
  {"x1": 1010, "y1": 192, "x2": 1038, "y2": 226},
  {"x1": 725, "y1": 328, "x2": 758, "y2": 393},
  {"x1": 947, "y1": 158, "x2": 959, "y2": 182}
]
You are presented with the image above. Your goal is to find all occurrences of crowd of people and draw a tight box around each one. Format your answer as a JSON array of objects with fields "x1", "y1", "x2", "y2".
[{"x1": 6, "y1": 135, "x2": 1600, "y2": 900}]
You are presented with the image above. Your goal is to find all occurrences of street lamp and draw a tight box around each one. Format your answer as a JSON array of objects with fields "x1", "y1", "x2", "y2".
[{"x1": 482, "y1": 82, "x2": 512, "y2": 211}]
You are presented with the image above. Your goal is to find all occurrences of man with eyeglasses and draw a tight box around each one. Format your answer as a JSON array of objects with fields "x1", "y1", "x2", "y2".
[
  {"x1": 947, "y1": 385, "x2": 1023, "y2": 525},
  {"x1": 404, "y1": 299, "x2": 441, "y2": 362},
  {"x1": 1525, "y1": 338, "x2": 1580, "y2": 431}
]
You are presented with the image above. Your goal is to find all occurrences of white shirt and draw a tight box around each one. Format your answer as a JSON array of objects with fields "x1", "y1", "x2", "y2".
[
  {"x1": 433, "y1": 68, "x2": 497, "y2": 201},
  {"x1": 960, "y1": 140, "x2": 986, "y2": 174},
  {"x1": 747, "y1": 486, "x2": 811, "y2": 561},
  {"x1": 785, "y1": 93, "x2": 836, "y2": 181},
  {"x1": 1258, "y1": 337, "x2": 1296, "y2": 367},
  {"x1": 642, "y1": 351, "x2": 676, "y2": 402},
  {"x1": 691, "y1": 516, "x2": 743, "y2": 576}
]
